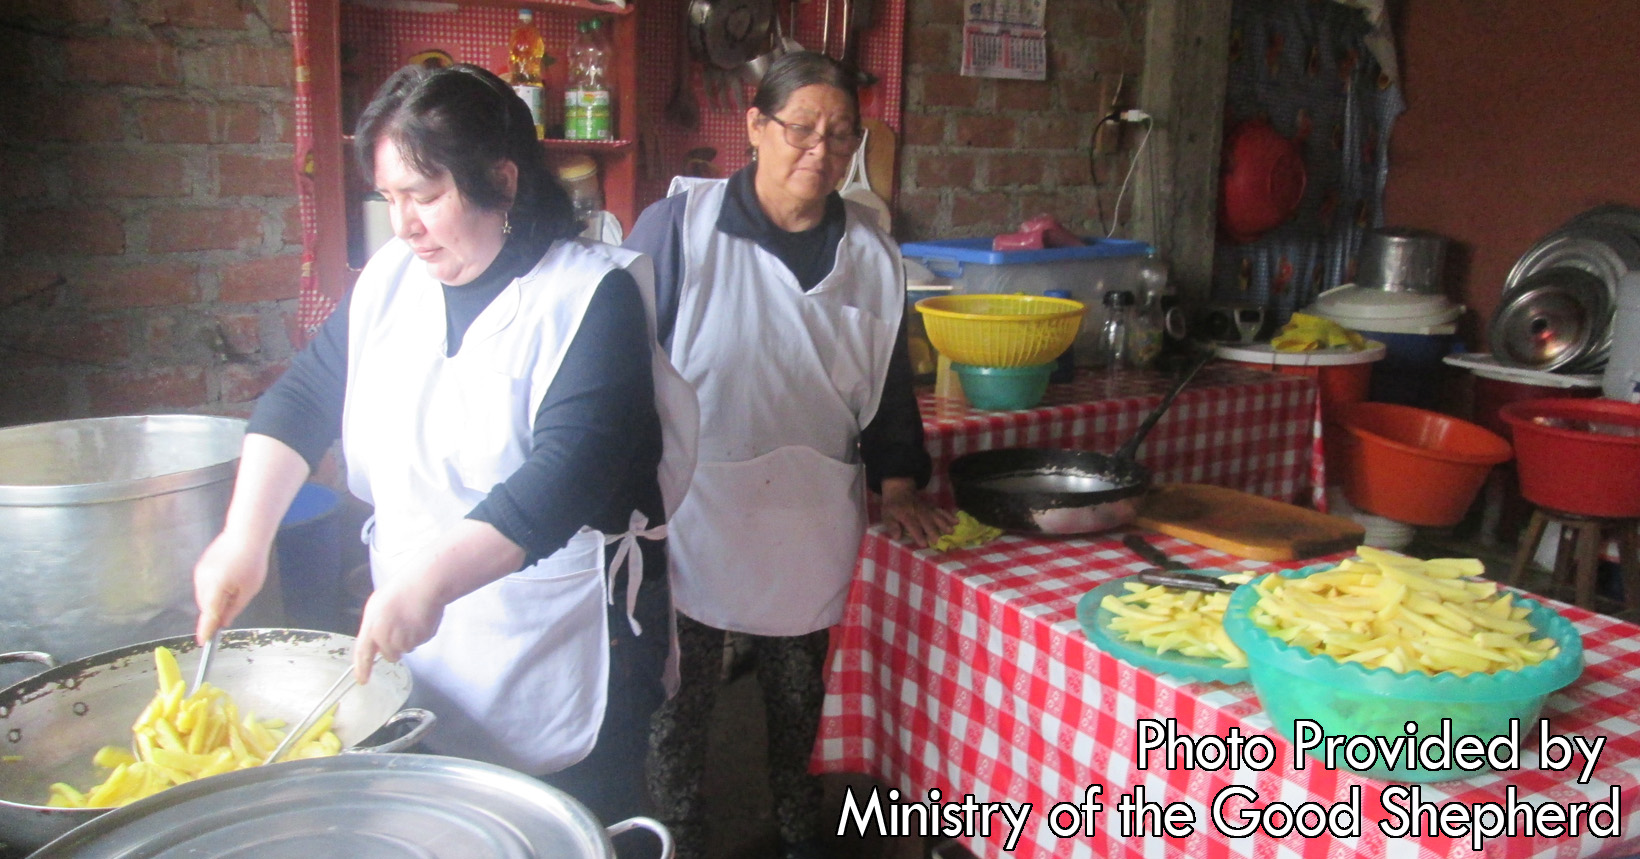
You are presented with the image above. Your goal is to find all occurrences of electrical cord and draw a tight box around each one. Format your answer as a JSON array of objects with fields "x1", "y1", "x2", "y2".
[
  {"x1": 1089, "y1": 113, "x2": 1120, "y2": 235},
  {"x1": 1106, "y1": 115, "x2": 1154, "y2": 239}
]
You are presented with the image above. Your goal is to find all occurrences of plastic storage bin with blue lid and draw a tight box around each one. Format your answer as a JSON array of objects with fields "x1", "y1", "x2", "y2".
[
  {"x1": 901, "y1": 237, "x2": 1154, "y2": 365},
  {"x1": 899, "y1": 237, "x2": 1153, "y2": 296}
]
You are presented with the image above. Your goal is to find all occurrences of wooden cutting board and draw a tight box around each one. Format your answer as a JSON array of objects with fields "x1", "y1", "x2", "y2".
[
  {"x1": 1135, "y1": 484, "x2": 1365, "y2": 562},
  {"x1": 862, "y1": 117, "x2": 896, "y2": 201}
]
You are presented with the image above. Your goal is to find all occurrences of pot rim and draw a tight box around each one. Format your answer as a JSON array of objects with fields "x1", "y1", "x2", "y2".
[{"x1": 0, "y1": 414, "x2": 245, "y2": 507}]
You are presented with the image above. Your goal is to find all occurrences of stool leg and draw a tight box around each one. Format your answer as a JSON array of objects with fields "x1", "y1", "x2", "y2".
[
  {"x1": 1554, "y1": 523, "x2": 1579, "y2": 591},
  {"x1": 1511, "y1": 510, "x2": 1549, "y2": 588},
  {"x1": 1618, "y1": 522, "x2": 1640, "y2": 616},
  {"x1": 1574, "y1": 519, "x2": 1602, "y2": 610}
]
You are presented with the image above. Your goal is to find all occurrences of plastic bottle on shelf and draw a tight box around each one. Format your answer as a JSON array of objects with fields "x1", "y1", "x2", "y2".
[
  {"x1": 1043, "y1": 289, "x2": 1078, "y2": 383},
  {"x1": 565, "y1": 18, "x2": 613, "y2": 141},
  {"x1": 1097, "y1": 290, "x2": 1135, "y2": 370},
  {"x1": 508, "y1": 9, "x2": 547, "y2": 140}
]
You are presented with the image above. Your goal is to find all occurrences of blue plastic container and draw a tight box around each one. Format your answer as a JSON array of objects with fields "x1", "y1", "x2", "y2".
[
  {"x1": 1358, "y1": 329, "x2": 1453, "y2": 409},
  {"x1": 275, "y1": 483, "x2": 345, "y2": 633},
  {"x1": 1224, "y1": 566, "x2": 1584, "y2": 783},
  {"x1": 952, "y1": 362, "x2": 1053, "y2": 410}
]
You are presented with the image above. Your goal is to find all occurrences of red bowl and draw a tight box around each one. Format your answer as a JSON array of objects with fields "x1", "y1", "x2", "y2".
[
  {"x1": 1337, "y1": 402, "x2": 1512, "y2": 527},
  {"x1": 1500, "y1": 398, "x2": 1640, "y2": 518},
  {"x1": 1219, "y1": 118, "x2": 1307, "y2": 243}
]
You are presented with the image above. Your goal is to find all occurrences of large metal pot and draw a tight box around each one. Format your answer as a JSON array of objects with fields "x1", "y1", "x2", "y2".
[
  {"x1": 0, "y1": 415, "x2": 285, "y2": 687},
  {"x1": 0, "y1": 630, "x2": 434, "y2": 856},
  {"x1": 950, "y1": 351, "x2": 1212, "y2": 535},
  {"x1": 29, "y1": 753, "x2": 672, "y2": 858}
]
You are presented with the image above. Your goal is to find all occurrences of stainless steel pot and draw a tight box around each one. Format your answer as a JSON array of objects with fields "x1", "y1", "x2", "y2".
[
  {"x1": 0, "y1": 630, "x2": 434, "y2": 856},
  {"x1": 1357, "y1": 227, "x2": 1448, "y2": 294},
  {"x1": 28, "y1": 753, "x2": 672, "y2": 859},
  {"x1": 0, "y1": 415, "x2": 285, "y2": 688}
]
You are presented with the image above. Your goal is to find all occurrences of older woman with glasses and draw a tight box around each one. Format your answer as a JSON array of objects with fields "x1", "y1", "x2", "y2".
[{"x1": 625, "y1": 51, "x2": 954, "y2": 859}]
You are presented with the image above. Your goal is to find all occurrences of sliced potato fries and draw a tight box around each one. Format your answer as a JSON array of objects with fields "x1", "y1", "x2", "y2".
[
  {"x1": 46, "y1": 646, "x2": 343, "y2": 809},
  {"x1": 1101, "y1": 572, "x2": 1255, "y2": 667},
  {"x1": 1249, "y1": 546, "x2": 1560, "y2": 676}
]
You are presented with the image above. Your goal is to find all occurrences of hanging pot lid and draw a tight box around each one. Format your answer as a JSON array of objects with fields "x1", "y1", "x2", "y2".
[
  {"x1": 1309, "y1": 283, "x2": 1463, "y2": 325},
  {"x1": 30, "y1": 754, "x2": 644, "y2": 859},
  {"x1": 1489, "y1": 267, "x2": 1608, "y2": 371},
  {"x1": 691, "y1": 0, "x2": 773, "y2": 70}
]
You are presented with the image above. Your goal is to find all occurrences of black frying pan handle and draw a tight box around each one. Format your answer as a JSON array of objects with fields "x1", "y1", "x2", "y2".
[{"x1": 1112, "y1": 347, "x2": 1215, "y2": 463}]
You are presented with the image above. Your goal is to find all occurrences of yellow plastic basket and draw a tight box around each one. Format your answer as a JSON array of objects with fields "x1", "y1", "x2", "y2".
[{"x1": 914, "y1": 294, "x2": 1087, "y2": 368}]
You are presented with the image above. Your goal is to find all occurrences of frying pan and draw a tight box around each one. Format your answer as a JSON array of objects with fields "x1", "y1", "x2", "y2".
[{"x1": 949, "y1": 350, "x2": 1213, "y2": 535}]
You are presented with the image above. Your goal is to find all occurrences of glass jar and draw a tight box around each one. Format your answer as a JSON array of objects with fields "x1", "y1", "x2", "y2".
[{"x1": 555, "y1": 155, "x2": 602, "y2": 234}]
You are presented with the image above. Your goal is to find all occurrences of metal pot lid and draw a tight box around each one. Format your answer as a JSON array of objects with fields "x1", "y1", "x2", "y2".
[
  {"x1": 1503, "y1": 227, "x2": 1635, "y2": 309},
  {"x1": 1489, "y1": 268, "x2": 1607, "y2": 371},
  {"x1": 699, "y1": 0, "x2": 773, "y2": 69},
  {"x1": 1310, "y1": 284, "x2": 1463, "y2": 323},
  {"x1": 30, "y1": 754, "x2": 617, "y2": 859}
]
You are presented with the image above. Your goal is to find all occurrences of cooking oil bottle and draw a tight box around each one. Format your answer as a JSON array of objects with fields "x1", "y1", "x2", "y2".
[{"x1": 509, "y1": 9, "x2": 546, "y2": 139}]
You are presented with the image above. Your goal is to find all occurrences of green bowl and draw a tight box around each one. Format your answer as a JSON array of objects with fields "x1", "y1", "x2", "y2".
[
  {"x1": 1223, "y1": 566, "x2": 1585, "y2": 783},
  {"x1": 952, "y1": 362, "x2": 1054, "y2": 410}
]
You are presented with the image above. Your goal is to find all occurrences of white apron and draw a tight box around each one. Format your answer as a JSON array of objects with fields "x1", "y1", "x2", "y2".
[
  {"x1": 664, "y1": 176, "x2": 903, "y2": 636},
  {"x1": 343, "y1": 238, "x2": 697, "y2": 775}
]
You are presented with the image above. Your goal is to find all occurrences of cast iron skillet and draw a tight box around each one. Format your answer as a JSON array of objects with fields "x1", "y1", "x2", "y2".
[{"x1": 950, "y1": 349, "x2": 1213, "y2": 535}]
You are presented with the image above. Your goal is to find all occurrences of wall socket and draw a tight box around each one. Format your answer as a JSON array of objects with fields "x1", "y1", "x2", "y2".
[{"x1": 1090, "y1": 73, "x2": 1127, "y2": 157}]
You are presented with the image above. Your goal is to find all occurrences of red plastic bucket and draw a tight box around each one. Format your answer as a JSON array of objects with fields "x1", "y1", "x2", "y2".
[
  {"x1": 1500, "y1": 398, "x2": 1640, "y2": 518},
  {"x1": 1337, "y1": 402, "x2": 1513, "y2": 527},
  {"x1": 1217, "y1": 342, "x2": 1385, "y2": 482}
]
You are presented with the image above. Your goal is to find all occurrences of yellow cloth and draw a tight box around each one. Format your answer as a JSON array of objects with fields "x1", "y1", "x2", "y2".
[
  {"x1": 1271, "y1": 312, "x2": 1367, "y2": 352},
  {"x1": 933, "y1": 511, "x2": 1004, "y2": 552}
]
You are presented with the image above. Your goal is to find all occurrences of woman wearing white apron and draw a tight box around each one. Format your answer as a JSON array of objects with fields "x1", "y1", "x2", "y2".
[
  {"x1": 624, "y1": 52, "x2": 955, "y2": 859},
  {"x1": 193, "y1": 64, "x2": 696, "y2": 828}
]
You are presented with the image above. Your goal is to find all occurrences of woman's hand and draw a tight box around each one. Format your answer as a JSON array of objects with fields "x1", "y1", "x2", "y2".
[
  {"x1": 193, "y1": 531, "x2": 271, "y2": 644},
  {"x1": 193, "y1": 434, "x2": 312, "y2": 644},
  {"x1": 351, "y1": 519, "x2": 527, "y2": 683},
  {"x1": 353, "y1": 570, "x2": 446, "y2": 684},
  {"x1": 878, "y1": 477, "x2": 959, "y2": 548}
]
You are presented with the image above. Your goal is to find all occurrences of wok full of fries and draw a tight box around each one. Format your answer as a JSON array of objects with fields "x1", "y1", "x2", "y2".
[{"x1": 45, "y1": 646, "x2": 342, "y2": 809}]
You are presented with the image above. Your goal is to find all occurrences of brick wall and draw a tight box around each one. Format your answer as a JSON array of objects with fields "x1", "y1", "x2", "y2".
[
  {"x1": 0, "y1": 0, "x2": 300, "y2": 427},
  {"x1": 896, "y1": 0, "x2": 1150, "y2": 242}
]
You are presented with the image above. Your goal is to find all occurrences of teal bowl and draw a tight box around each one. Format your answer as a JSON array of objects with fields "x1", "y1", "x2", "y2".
[
  {"x1": 1224, "y1": 566, "x2": 1585, "y2": 783},
  {"x1": 952, "y1": 362, "x2": 1054, "y2": 410}
]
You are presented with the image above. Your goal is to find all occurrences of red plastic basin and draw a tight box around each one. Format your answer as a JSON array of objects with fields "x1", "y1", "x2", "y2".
[
  {"x1": 1337, "y1": 402, "x2": 1513, "y2": 527},
  {"x1": 1500, "y1": 398, "x2": 1640, "y2": 518}
]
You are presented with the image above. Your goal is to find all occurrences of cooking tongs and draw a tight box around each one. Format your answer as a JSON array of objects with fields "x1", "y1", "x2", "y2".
[
  {"x1": 264, "y1": 659, "x2": 376, "y2": 765},
  {"x1": 1125, "y1": 533, "x2": 1239, "y2": 593}
]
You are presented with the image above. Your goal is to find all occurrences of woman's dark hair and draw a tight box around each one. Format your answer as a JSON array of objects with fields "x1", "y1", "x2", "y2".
[
  {"x1": 750, "y1": 51, "x2": 861, "y2": 121},
  {"x1": 354, "y1": 63, "x2": 578, "y2": 245}
]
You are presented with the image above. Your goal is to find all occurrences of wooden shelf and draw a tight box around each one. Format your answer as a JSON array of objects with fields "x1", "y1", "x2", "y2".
[{"x1": 304, "y1": 0, "x2": 642, "y2": 304}]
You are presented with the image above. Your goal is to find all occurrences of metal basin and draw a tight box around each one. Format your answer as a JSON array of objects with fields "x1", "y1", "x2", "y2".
[
  {"x1": 0, "y1": 630, "x2": 433, "y2": 856},
  {"x1": 0, "y1": 415, "x2": 285, "y2": 688}
]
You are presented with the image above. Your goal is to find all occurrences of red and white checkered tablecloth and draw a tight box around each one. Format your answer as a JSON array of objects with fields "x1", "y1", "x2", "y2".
[
  {"x1": 916, "y1": 364, "x2": 1327, "y2": 512},
  {"x1": 815, "y1": 529, "x2": 1640, "y2": 859}
]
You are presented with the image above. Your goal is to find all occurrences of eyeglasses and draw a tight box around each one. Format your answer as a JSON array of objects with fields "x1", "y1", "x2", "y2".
[{"x1": 762, "y1": 113, "x2": 863, "y2": 154}]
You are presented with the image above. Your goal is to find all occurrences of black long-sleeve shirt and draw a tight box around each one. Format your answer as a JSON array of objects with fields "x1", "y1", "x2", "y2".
[
  {"x1": 622, "y1": 166, "x2": 932, "y2": 491},
  {"x1": 248, "y1": 241, "x2": 664, "y2": 566}
]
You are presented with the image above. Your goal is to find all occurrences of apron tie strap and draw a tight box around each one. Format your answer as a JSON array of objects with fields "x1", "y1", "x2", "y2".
[{"x1": 605, "y1": 509, "x2": 667, "y2": 635}]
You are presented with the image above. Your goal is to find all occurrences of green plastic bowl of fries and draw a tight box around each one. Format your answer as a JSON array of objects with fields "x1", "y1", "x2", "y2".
[{"x1": 1223, "y1": 549, "x2": 1585, "y2": 783}]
